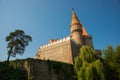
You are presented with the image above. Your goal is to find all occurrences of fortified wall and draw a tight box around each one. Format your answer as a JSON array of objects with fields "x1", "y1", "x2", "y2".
[
  {"x1": 8, "y1": 59, "x2": 75, "y2": 80},
  {"x1": 35, "y1": 37, "x2": 79, "y2": 64}
]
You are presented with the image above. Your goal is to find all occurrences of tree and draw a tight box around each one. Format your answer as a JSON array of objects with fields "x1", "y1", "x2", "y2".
[
  {"x1": 6, "y1": 30, "x2": 32, "y2": 66},
  {"x1": 103, "y1": 45, "x2": 120, "y2": 80},
  {"x1": 74, "y1": 46, "x2": 106, "y2": 80}
]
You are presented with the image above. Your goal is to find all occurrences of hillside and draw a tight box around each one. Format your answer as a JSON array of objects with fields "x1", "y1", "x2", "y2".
[{"x1": 0, "y1": 58, "x2": 76, "y2": 80}]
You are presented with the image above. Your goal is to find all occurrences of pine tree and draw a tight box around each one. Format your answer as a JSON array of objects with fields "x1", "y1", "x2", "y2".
[
  {"x1": 103, "y1": 45, "x2": 120, "y2": 80},
  {"x1": 6, "y1": 30, "x2": 32, "y2": 66}
]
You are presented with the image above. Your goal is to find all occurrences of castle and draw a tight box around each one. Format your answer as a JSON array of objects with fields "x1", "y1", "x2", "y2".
[{"x1": 35, "y1": 10, "x2": 94, "y2": 64}]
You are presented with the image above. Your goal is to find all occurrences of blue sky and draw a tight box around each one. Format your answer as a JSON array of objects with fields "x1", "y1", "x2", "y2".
[{"x1": 0, "y1": 0, "x2": 120, "y2": 61}]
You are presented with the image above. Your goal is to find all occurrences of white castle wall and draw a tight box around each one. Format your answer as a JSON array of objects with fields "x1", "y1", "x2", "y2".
[{"x1": 40, "y1": 36, "x2": 70, "y2": 49}]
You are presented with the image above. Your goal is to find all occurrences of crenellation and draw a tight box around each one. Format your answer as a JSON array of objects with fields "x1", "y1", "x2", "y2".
[{"x1": 40, "y1": 36, "x2": 70, "y2": 49}]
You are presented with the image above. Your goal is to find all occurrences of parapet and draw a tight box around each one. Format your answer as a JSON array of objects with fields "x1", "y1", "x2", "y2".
[{"x1": 39, "y1": 36, "x2": 70, "y2": 49}]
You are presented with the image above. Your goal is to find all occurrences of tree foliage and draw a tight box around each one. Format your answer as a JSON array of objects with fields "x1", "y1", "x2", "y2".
[
  {"x1": 6, "y1": 30, "x2": 32, "y2": 65},
  {"x1": 74, "y1": 46, "x2": 105, "y2": 80},
  {"x1": 0, "y1": 61, "x2": 27, "y2": 80},
  {"x1": 103, "y1": 45, "x2": 120, "y2": 80}
]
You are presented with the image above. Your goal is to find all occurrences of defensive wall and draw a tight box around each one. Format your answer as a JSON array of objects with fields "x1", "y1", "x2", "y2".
[
  {"x1": 7, "y1": 59, "x2": 75, "y2": 80},
  {"x1": 35, "y1": 36, "x2": 80, "y2": 64}
]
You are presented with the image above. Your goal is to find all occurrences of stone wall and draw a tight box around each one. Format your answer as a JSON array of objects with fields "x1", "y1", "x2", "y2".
[
  {"x1": 9, "y1": 59, "x2": 75, "y2": 80},
  {"x1": 35, "y1": 38, "x2": 74, "y2": 64},
  {"x1": 30, "y1": 59, "x2": 75, "y2": 80},
  {"x1": 70, "y1": 40, "x2": 80, "y2": 59},
  {"x1": 83, "y1": 35, "x2": 94, "y2": 49}
]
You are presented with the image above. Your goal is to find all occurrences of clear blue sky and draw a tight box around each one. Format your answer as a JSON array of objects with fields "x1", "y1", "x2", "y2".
[{"x1": 0, "y1": 0, "x2": 120, "y2": 61}]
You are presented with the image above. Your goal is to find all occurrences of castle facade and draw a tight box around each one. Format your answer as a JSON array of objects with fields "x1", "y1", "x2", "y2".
[{"x1": 35, "y1": 11, "x2": 93, "y2": 64}]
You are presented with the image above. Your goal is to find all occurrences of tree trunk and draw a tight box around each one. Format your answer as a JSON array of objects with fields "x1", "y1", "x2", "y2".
[
  {"x1": 6, "y1": 52, "x2": 11, "y2": 66},
  {"x1": 6, "y1": 47, "x2": 13, "y2": 66}
]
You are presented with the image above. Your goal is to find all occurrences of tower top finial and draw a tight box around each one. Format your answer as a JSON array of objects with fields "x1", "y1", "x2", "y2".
[{"x1": 72, "y1": 8, "x2": 74, "y2": 11}]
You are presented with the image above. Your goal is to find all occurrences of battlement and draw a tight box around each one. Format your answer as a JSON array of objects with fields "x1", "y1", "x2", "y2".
[{"x1": 40, "y1": 36, "x2": 70, "y2": 49}]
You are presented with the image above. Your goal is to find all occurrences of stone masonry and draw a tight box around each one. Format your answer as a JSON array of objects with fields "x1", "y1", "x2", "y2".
[{"x1": 35, "y1": 10, "x2": 94, "y2": 64}]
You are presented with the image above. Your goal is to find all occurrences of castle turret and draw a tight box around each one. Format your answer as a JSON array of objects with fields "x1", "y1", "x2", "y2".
[
  {"x1": 35, "y1": 10, "x2": 95, "y2": 64},
  {"x1": 81, "y1": 18, "x2": 94, "y2": 48},
  {"x1": 70, "y1": 10, "x2": 84, "y2": 46}
]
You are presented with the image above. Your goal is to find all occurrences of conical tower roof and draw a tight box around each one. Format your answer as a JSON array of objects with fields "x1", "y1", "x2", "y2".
[
  {"x1": 71, "y1": 10, "x2": 88, "y2": 35},
  {"x1": 71, "y1": 10, "x2": 80, "y2": 25},
  {"x1": 82, "y1": 26, "x2": 88, "y2": 35}
]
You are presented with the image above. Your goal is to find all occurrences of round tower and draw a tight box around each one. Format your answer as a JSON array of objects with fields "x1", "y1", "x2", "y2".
[{"x1": 70, "y1": 10, "x2": 84, "y2": 46}]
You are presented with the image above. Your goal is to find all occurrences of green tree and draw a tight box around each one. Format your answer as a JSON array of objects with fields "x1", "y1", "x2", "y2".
[
  {"x1": 6, "y1": 30, "x2": 32, "y2": 66},
  {"x1": 103, "y1": 45, "x2": 120, "y2": 80},
  {"x1": 74, "y1": 46, "x2": 105, "y2": 80}
]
